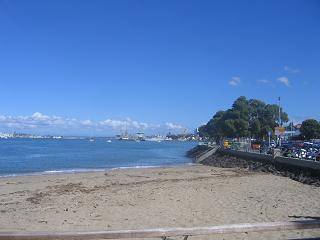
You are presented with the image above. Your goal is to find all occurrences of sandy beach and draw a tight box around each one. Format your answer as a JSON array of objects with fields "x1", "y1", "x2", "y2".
[{"x1": 1, "y1": 165, "x2": 320, "y2": 239}]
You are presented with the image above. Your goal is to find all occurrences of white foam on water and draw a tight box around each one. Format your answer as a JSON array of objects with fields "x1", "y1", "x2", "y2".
[{"x1": 0, "y1": 163, "x2": 196, "y2": 178}]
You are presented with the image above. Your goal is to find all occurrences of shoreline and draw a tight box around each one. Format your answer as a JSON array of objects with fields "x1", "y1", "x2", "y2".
[
  {"x1": 0, "y1": 162, "x2": 196, "y2": 179},
  {"x1": 1, "y1": 164, "x2": 319, "y2": 240}
]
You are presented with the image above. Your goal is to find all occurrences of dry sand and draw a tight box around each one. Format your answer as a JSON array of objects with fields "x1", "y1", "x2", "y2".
[{"x1": 0, "y1": 165, "x2": 319, "y2": 239}]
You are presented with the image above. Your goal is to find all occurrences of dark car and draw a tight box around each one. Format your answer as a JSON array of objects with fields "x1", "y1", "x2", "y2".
[{"x1": 251, "y1": 140, "x2": 263, "y2": 150}]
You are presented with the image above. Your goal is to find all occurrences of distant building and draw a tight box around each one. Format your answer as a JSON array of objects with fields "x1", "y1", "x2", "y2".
[
  {"x1": 295, "y1": 124, "x2": 302, "y2": 130},
  {"x1": 283, "y1": 123, "x2": 301, "y2": 140}
]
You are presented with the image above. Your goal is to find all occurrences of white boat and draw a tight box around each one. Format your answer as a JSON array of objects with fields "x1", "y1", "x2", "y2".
[
  {"x1": 106, "y1": 140, "x2": 112, "y2": 143},
  {"x1": 118, "y1": 122, "x2": 135, "y2": 141},
  {"x1": 118, "y1": 134, "x2": 131, "y2": 141}
]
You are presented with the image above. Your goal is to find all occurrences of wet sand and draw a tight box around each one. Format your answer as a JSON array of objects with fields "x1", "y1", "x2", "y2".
[{"x1": 0, "y1": 165, "x2": 319, "y2": 239}]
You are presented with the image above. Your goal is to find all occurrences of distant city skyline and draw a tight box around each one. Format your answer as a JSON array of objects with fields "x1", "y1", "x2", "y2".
[
  {"x1": 0, "y1": 0, "x2": 319, "y2": 135},
  {"x1": 0, "y1": 112, "x2": 187, "y2": 136}
]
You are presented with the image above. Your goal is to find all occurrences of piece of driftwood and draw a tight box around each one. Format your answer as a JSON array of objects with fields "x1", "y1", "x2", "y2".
[{"x1": 0, "y1": 220, "x2": 319, "y2": 239}]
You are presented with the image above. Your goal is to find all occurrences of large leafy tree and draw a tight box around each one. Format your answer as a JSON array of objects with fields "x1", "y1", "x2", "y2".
[
  {"x1": 199, "y1": 110, "x2": 226, "y2": 141},
  {"x1": 201, "y1": 96, "x2": 289, "y2": 140},
  {"x1": 300, "y1": 119, "x2": 320, "y2": 140},
  {"x1": 249, "y1": 119, "x2": 261, "y2": 138}
]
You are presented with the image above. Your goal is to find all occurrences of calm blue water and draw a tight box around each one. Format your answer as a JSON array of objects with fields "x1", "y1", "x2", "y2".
[{"x1": 0, "y1": 139, "x2": 196, "y2": 176}]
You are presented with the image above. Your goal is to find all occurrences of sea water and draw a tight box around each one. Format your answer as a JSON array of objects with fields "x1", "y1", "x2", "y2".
[{"x1": 0, "y1": 138, "x2": 196, "y2": 176}]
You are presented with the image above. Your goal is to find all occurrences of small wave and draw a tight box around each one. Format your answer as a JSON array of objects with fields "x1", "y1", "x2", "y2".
[
  {"x1": 111, "y1": 163, "x2": 195, "y2": 170},
  {"x1": 110, "y1": 165, "x2": 162, "y2": 170},
  {"x1": 0, "y1": 163, "x2": 195, "y2": 178},
  {"x1": 43, "y1": 169, "x2": 106, "y2": 174}
]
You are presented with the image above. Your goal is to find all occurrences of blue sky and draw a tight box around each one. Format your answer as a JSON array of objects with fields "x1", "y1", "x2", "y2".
[{"x1": 0, "y1": 0, "x2": 319, "y2": 135}]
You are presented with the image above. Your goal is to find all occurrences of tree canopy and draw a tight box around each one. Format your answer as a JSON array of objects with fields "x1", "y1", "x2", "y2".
[
  {"x1": 199, "y1": 96, "x2": 289, "y2": 141},
  {"x1": 300, "y1": 119, "x2": 320, "y2": 140}
]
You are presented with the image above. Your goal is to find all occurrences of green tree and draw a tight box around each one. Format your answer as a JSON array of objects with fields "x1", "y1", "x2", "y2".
[
  {"x1": 198, "y1": 125, "x2": 209, "y2": 138},
  {"x1": 248, "y1": 99, "x2": 265, "y2": 138},
  {"x1": 205, "y1": 110, "x2": 226, "y2": 141},
  {"x1": 223, "y1": 119, "x2": 237, "y2": 137},
  {"x1": 249, "y1": 119, "x2": 261, "y2": 138},
  {"x1": 300, "y1": 119, "x2": 320, "y2": 139},
  {"x1": 232, "y1": 96, "x2": 250, "y2": 121},
  {"x1": 200, "y1": 96, "x2": 289, "y2": 140}
]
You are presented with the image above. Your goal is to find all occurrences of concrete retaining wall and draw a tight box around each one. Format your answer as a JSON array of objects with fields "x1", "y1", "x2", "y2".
[
  {"x1": 218, "y1": 148, "x2": 320, "y2": 171},
  {"x1": 218, "y1": 149, "x2": 272, "y2": 163},
  {"x1": 275, "y1": 156, "x2": 320, "y2": 171}
]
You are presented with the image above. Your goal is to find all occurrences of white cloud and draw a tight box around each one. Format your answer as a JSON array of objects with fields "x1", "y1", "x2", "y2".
[
  {"x1": 130, "y1": 120, "x2": 149, "y2": 129},
  {"x1": 229, "y1": 77, "x2": 240, "y2": 86},
  {"x1": 31, "y1": 112, "x2": 50, "y2": 120},
  {"x1": 81, "y1": 120, "x2": 94, "y2": 126},
  {"x1": 100, "y1": 119, "x2": 127, "y2": 129},
  {"x1": 0, "y1": 113, "x2": 82, "y2": 129},
  {"x1": 165, "y1": 122, "x2": 184, "y2": 130},
  {"x1": 284, "y1": 65, "x2": 299, "y2": 74},
  {"x1": 99, "y1": 118, "x2": 149, "y2": 130},
  {"x1": 0, "y1": 113, "x2": 185, "y2": 134},
  {"x1": 277, "y1": 76, "x2": 290, "y2": 87}
]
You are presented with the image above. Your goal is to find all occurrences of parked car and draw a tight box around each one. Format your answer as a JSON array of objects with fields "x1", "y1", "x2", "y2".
[
  {"x1": 260, "y1": 146, "x2": 273, "y2": 155},
  {"x1": 223, "y1": 140, "x2": 231, "y2": 149},
  {"x1": 251, "y1": 140, "x2": 263, "y2": 150},
  {"x1": 270, "y1": 140, "x2": 276, "y2": 147}
]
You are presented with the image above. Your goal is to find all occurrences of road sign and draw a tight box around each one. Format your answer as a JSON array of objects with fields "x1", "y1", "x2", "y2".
[{"x1": 274, "y1": 127, "x2": 285, "y2": 136}]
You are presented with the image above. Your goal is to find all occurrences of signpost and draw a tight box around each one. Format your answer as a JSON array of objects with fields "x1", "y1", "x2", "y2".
[
  {"x1": 274, "y1": 127, "x2": 285, "y2": 147},
  {"x1": 268, "y1": 131, "x2": 271, "y2": 147},
  {"x1": 274, "y1": 127, "x2": 285, "y2": 136},
  {"x1": 278, "y1": 96, "x2": 282, "y2": 147}
]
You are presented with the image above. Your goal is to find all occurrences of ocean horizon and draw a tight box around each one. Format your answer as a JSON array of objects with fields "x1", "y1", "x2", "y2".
[{"x1": 0, "y1": 139, "x2": 197, "y2": 177}]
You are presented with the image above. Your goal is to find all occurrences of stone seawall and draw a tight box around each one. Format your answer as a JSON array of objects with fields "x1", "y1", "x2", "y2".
[
  {"x1": 187, "y1": 145, "x2": 320, "y2": 186},
  {"x1": 219, "y1": 148, "x2": 320, "y2": 171}
]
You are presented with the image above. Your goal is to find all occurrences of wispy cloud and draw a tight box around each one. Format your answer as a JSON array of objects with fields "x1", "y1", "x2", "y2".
[
  {"x1": 99, "y1": 118, "x2": 150, "y2": 130},
  {"x1": 257, "y1": 79, "x2": 270, "y2": 84},
  {"x1": 277, "y1": 76, "x2": 290, "y2": 87},
  {"x1": 284, "y1": 65, "x2": 299, "y2": 74},
  {"x1": 0, "y1": 113, "x2": 186, "y2": 134},
  {"x1": 165, "y1": 122, "x2": 185, "y2": 130},
  {"x1": 229, "y1": 77, "x2": 240, "y2": 86}
]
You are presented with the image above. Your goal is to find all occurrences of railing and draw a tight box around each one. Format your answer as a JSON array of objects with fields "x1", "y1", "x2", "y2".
[{"x1": 0, "y1": 220, "x2": 319, "y2": 240}]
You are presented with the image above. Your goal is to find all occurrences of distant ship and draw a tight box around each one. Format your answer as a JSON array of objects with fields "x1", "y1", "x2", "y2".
[
  {"x1": 118, "y1": 131, "x2": 131, "y2": 141},
  {"x1": 117, "y1": 122, "x2": 137, "y2": 141},
  {"x1": 118, "y1": 127, "x2": 133, "y2": 141}
]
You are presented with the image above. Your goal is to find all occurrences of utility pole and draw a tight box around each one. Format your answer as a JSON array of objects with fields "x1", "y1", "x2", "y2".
[
  {"x1": 278, "y1": 96, "x2": 281, "y2": 147},
  {"x1": 278, "y1": 96, "x2": 281, "y2": 127}
]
